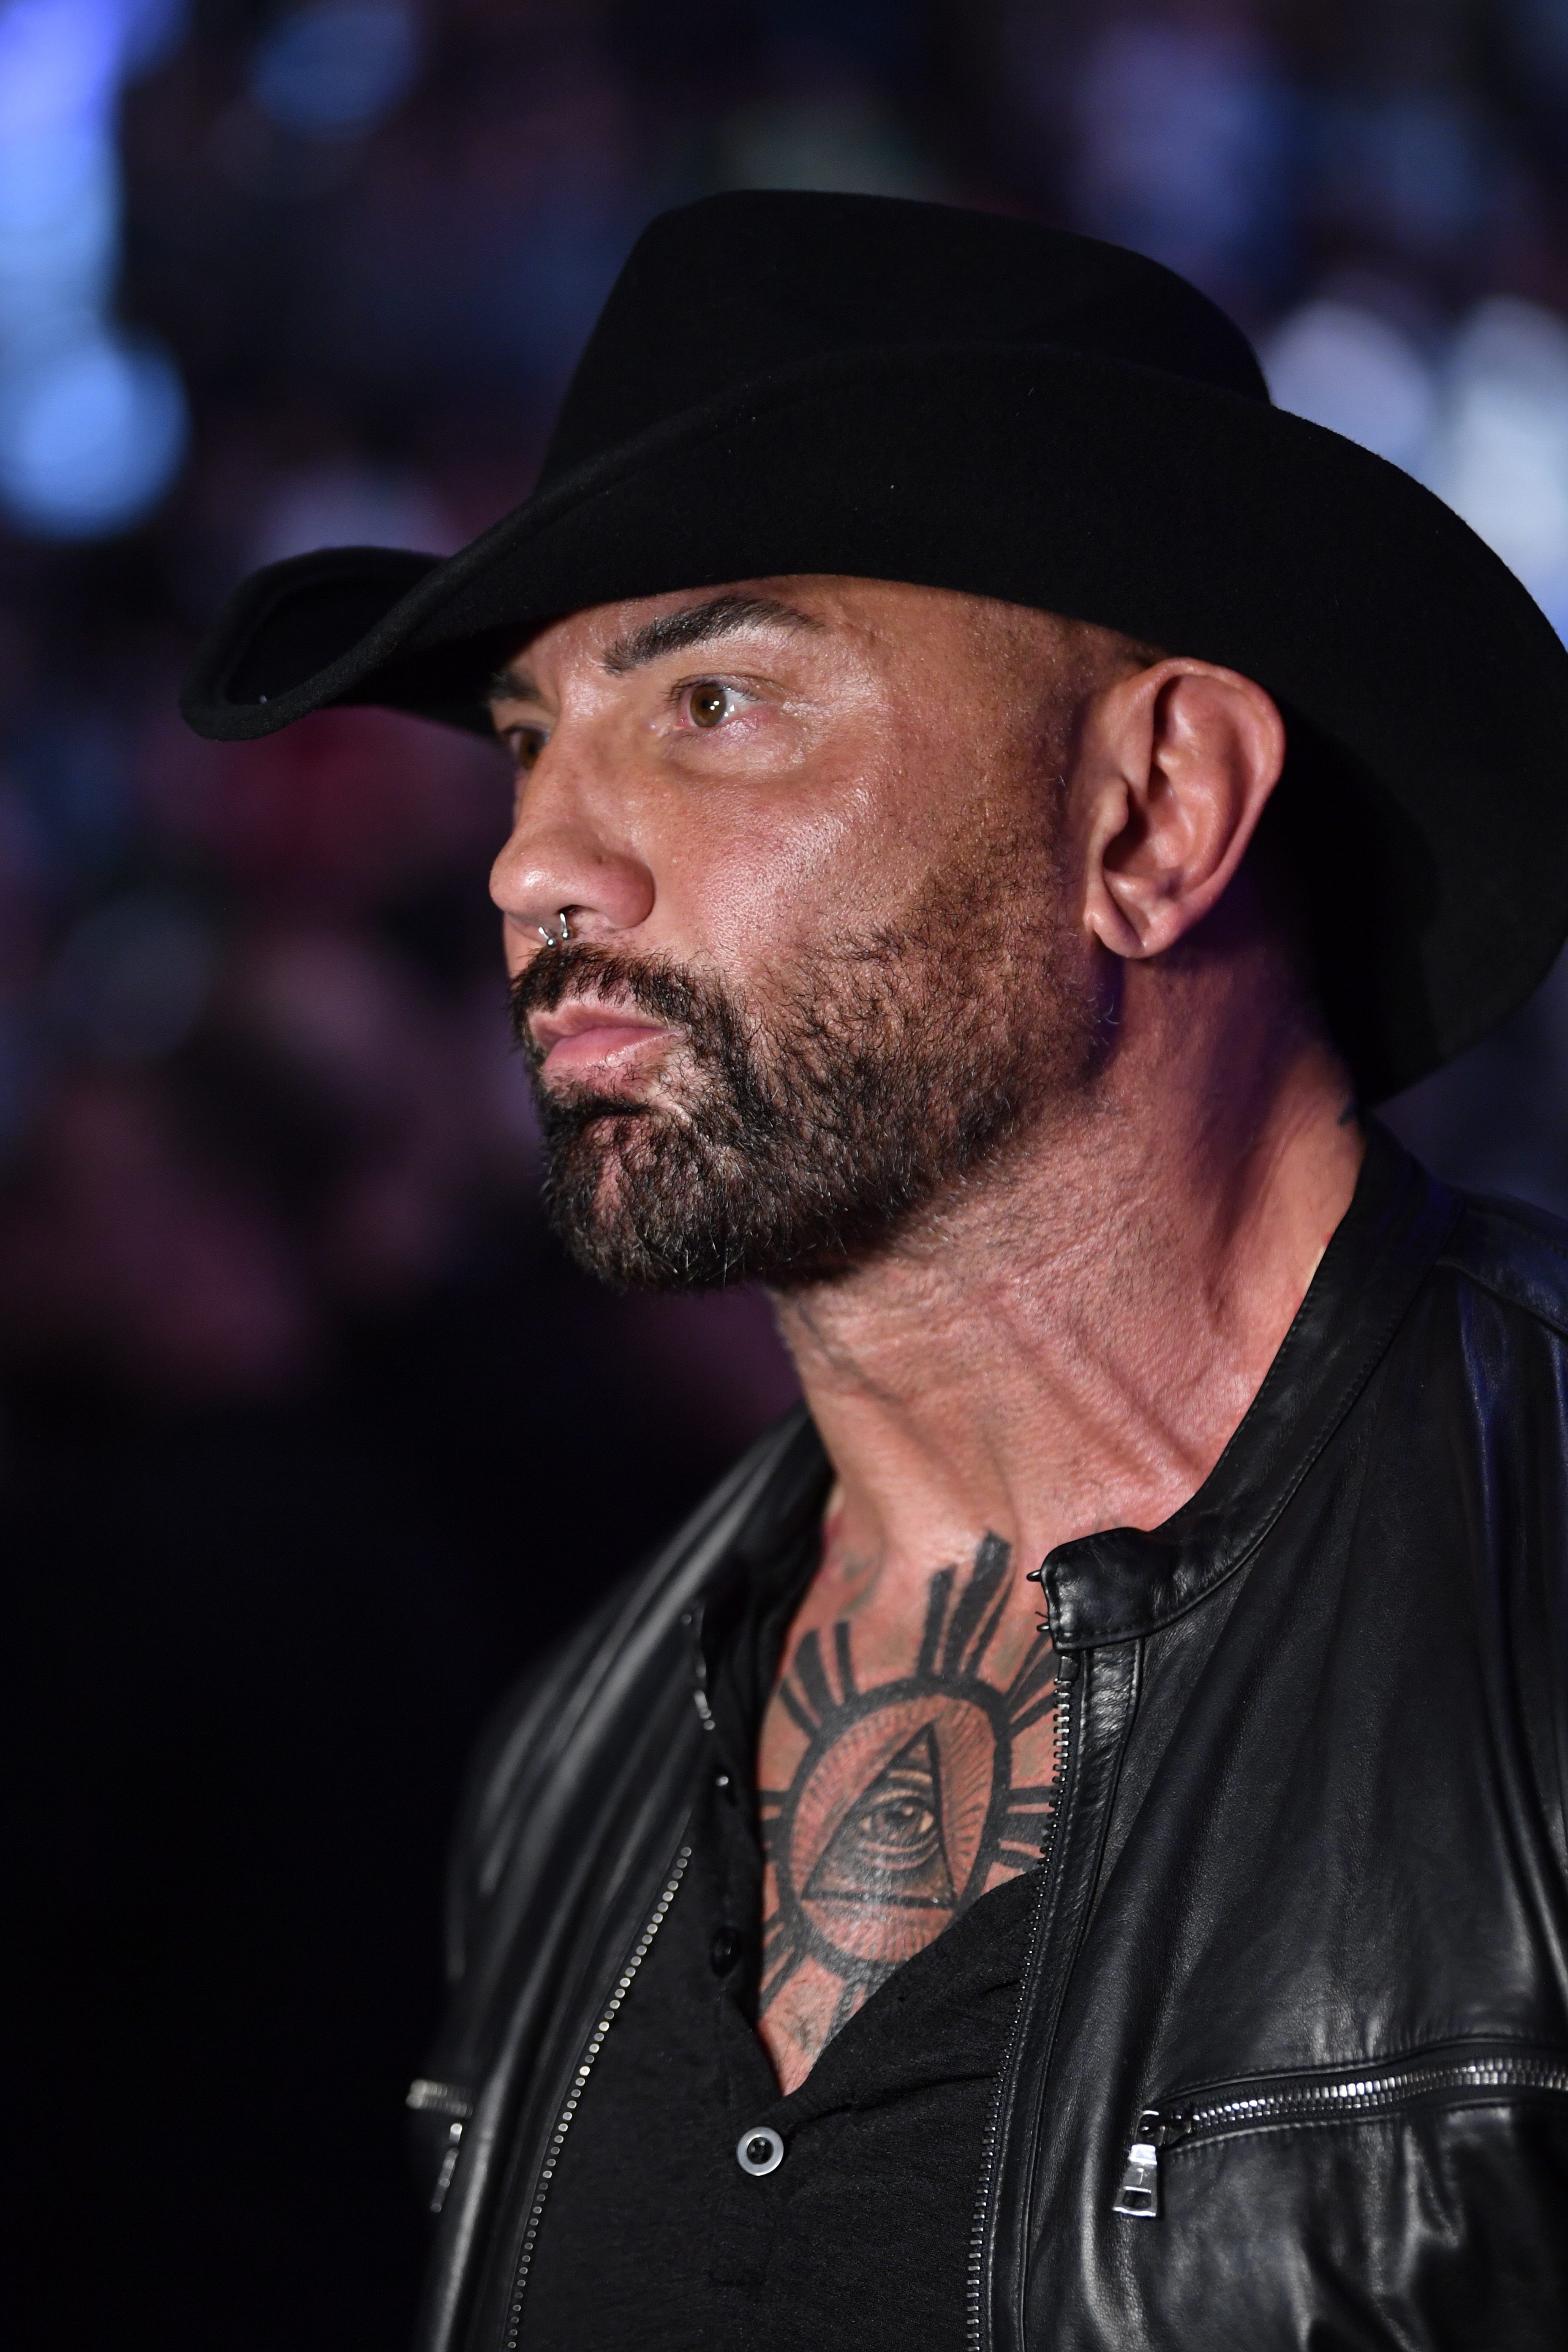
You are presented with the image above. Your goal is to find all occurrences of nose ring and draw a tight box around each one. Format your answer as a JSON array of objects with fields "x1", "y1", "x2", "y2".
[{"x1": 536, "y1": 910, "x2": 572, "y2": 948}]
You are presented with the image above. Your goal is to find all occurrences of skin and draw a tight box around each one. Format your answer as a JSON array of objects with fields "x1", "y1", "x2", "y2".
[{"x1": 489, "y1": 575, "x2": 1364, "y2": 2091}]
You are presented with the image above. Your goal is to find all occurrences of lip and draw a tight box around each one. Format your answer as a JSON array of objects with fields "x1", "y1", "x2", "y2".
[{"x1": 531, "y1": 1001, "x2": 677, "y2": 1081}]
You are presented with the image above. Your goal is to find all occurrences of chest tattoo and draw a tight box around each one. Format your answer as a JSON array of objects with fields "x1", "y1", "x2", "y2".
[{"x1": 757, "y1": 1533, "x2": 1058, "y2": 2073}]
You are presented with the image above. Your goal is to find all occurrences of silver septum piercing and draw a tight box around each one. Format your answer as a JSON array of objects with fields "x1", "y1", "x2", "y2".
[{"x1": 537, "y1": 910, "x2": 572, "y2": 947}]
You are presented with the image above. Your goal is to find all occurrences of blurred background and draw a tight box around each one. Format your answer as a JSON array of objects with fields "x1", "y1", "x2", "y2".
[{"x1": 6, "y1": 0, "x2": 1568, "y2": 2344}]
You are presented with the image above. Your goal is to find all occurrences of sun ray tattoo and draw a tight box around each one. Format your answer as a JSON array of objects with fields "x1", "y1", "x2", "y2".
[{"x1": 758, "y1": 1533, "x2": 1058, "y2": 2047}]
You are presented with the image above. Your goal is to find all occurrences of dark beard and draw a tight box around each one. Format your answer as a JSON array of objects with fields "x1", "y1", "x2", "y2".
[{"x1": 509, "y1": 859, "x2": 1097, "y2": 1295}]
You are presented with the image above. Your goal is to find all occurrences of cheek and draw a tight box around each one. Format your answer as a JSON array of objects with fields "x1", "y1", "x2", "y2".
[{"x1": 654, "y1": 779, "x2": 913, "y2": 963}]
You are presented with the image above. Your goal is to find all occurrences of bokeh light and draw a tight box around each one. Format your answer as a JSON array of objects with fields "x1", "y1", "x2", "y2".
[
  {"x1": 1264, "y1": 299, "x2": 1435, "y2": 469},
  {"x1": 249, "y1": 0, "x2": 420, "y2": 140},
  {"x1": 0, "y1": 325, "x2": 186, "y2": 534},
  {"x1": 0, "y1": 0, "x2": 188, "y2": 537}
]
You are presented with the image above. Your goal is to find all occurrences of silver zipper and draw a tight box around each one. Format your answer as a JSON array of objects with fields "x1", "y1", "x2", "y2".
[
  {"x1": 502, "y1": 1843, "x2": 693, "y2": 2348},
  {"x1": 966, "y1": 1641, "x2": 1077, "y2": 2352},
  {"x1": 405, "y1": 2077, "x2": 477, "y2": 2215},
  {"x1": 681, "y1": 1606, "x2": 718, "y2": 1732},
  {"x1": 1113, "y1": 2050, "x2": 1568, "y2": 2219}
]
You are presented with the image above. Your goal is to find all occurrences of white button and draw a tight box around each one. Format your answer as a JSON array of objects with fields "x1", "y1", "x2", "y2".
[{"x1": 736, "y1": 2125, "x2": 784, "y2": 2177}]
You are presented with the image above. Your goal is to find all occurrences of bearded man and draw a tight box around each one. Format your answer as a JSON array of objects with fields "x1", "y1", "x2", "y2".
[{"x1": 184, "y1": 194, "x2": 1568, "y2": 2351}]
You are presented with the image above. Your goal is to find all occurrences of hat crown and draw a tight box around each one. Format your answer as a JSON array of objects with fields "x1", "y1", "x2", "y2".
[{"x1": 541, "y1": 190, "x2": 1269, "y2": 484}]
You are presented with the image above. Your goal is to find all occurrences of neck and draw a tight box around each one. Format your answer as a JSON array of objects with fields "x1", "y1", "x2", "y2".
[{"x1": 770, "y1": 948, "x2": 1364, "y2": 1597}]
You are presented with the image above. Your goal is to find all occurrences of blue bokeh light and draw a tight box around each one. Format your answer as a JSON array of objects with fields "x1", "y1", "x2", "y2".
[
  {"x1": 250, "y1": 0, "x2": 420, "y2": 139},
  {"x1": 0, "y1": 328, "x2": 188, "y2": 537},
  {"x1": 0, "y1": 0, "x2": 189, "y2": 539}
]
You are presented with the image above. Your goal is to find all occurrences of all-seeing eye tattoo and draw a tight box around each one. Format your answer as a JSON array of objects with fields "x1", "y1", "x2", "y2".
[{"x1": 757, "y1": 1533, "x2": 1058, "y2": 2053}]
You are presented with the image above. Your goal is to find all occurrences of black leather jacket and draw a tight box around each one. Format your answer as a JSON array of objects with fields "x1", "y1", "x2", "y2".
[{"x1": 408, "y1": 1130, "x2": 1568, "y2": 2349}]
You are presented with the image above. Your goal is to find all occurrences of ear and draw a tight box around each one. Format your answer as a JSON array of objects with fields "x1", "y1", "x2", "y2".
[{"x1": 1077, "y1": 661, "x2": 1286, "y2": 961}]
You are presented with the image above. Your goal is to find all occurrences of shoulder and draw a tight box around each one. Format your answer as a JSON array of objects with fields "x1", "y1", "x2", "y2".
[{"x1": 1437, "y1": 1184, "x2": 1568, "y2": 1344}]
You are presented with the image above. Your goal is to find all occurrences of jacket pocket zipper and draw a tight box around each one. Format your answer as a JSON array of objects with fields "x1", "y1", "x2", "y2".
[
  {"x1": 501, "y1": 1841, "x2": 692, "y2": 2349},
  {"x1": 1113, "y1": 2046, "x2": 1568, "y2": 2219}
]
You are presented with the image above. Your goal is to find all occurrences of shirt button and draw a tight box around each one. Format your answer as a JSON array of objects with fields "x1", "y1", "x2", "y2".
[
  {"x1": 710, "y1": 1926, "x2": 743, "y2": 1975},
  {"x1": 736, "y1": 2126, "x2": 784, "y2": 2177}
]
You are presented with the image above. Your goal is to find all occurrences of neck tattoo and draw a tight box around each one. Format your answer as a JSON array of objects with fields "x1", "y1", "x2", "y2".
[{"x1": 757, "y1": 1533, "x2": 1059, "y2": 2067}]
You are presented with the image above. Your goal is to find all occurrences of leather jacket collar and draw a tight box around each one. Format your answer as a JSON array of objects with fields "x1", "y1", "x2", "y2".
[{"x1": 1045, "y1": 1122, "x2": 1461, "y2": 1648}]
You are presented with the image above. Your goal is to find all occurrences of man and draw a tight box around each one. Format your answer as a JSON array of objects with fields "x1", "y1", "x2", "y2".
[{"x1": 184, "y1": 193, "x2": 1568, "y2": 2349}]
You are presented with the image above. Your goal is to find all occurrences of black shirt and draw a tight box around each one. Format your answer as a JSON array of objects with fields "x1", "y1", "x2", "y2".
[{"x1": 516, "y1": 1500, "x2": 1043, "y2": 2350}]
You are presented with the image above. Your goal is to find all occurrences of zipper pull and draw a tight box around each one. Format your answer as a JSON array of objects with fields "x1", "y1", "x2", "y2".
[
  {"x1": 430, "y1": 2120, "x2": 464, "y2": 2213},
  {"x1": 1112, "y1": 2110, "x2": 1163, "y2": 2218},
  {"x1": 406, "y1": 2078, "x2": 476, "y2": 2215},
  {"x1": 681, "y1": 1607, "x2": 718, "y2": 1732}
]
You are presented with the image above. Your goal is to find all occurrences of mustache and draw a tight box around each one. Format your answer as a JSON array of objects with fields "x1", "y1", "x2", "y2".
[{"x1": 508, "y1": 942, "x2": 718, "y2": 1073}]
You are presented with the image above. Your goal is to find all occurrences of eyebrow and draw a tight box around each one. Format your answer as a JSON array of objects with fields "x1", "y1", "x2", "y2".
[
  {"x1": 602, "y1": 593, "x2": 822, "y2": 676},
  {"x1": 487, "y1": 662, "x2": 542, "y2": 709},
  {"x1": 485, "y1": 593, "x2": 822, "y2": 709}
]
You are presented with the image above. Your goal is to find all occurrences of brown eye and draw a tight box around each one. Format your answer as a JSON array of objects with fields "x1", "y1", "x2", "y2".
[
  {"x1": 511, "y1": 729, "x2": 545, "y2": 772},
  {"x1": 689, "y1": 683, "x2": 728, "y2": 728}
]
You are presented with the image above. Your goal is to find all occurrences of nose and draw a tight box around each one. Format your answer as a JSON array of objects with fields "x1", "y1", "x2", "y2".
[{"x1": 489, "y1": 743, "x2": 655, "y2": 957}]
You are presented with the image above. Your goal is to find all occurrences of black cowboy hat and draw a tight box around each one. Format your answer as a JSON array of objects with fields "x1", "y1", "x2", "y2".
[{"x1": 181, "y1": 190, "x2": 1568, "y2": 1102}]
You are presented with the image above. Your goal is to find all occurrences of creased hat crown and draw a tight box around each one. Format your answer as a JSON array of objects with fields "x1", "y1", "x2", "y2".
[{"x1": 540, "y1": 189, "x2": 1269, "y2": 483}]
